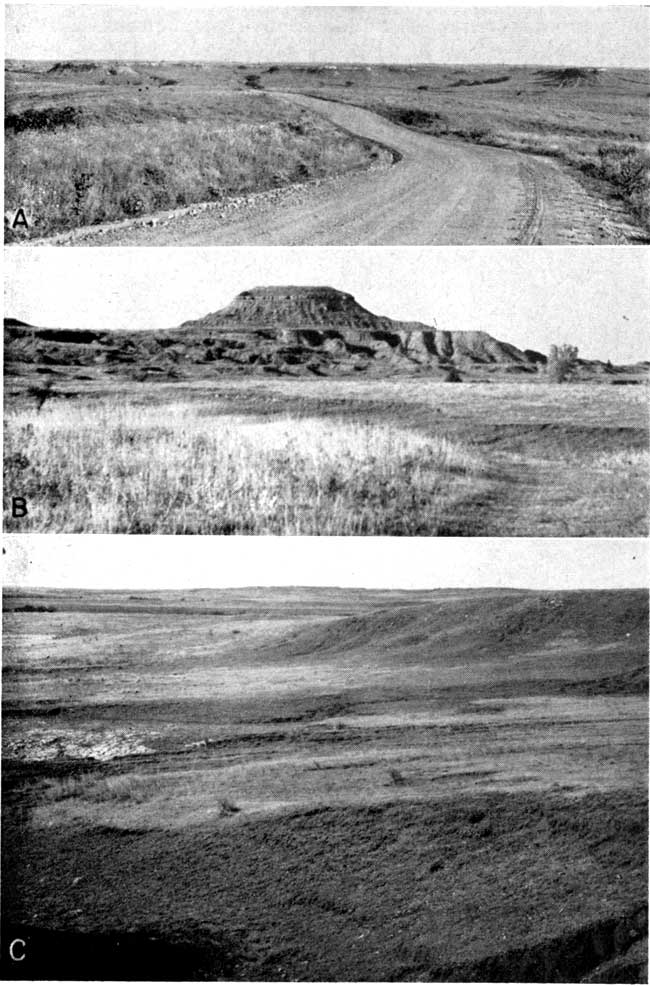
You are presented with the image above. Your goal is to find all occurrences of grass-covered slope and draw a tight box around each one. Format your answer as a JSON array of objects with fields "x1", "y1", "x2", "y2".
[
  {"x1": 5, "y1": 67, "x2": 391, "y2": 239},
  {"x1": 2, "y1": 587, "x2": 648, "y2": 980}
]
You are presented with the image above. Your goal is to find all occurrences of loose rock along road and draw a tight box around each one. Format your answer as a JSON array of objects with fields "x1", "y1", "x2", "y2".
[{"x1": 37, "y1": 92, "x2": 646, "y2": 247}]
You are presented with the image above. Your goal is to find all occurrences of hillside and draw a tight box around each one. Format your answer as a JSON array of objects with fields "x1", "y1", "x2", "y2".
[
  {"x1": 4, "y1": 285, "x2": 641, "y2": 383},
  {"x1": 2, "y1": 586, "x2": 647, "y2": 981}
]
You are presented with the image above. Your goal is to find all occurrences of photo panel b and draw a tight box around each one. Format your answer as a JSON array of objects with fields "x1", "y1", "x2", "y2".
[{"x1": 4, "y1": 246, "x2": 648, "y2": 536}]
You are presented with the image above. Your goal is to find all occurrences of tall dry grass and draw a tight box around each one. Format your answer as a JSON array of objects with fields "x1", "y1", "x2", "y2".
[
  {"x1": 4, "y1": 402, "x2": 482, "y2": 534},
  {"x1": 5, "y1": 97, "x2": 388, "y2": 237}
]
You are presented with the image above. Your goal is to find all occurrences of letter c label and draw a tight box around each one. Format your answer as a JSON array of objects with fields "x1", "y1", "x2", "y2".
[{"x1": 10, "y1": 938, "x2": 26, "y2": 961}]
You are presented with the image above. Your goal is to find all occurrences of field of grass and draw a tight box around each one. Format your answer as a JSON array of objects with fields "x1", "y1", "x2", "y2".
[
  {"x1": 5, "y1": 68, "x2": 389, "y2": 238},
  {"x1": 3, "y1": 401, "x2": 483, "y2": 534},
  {"x1": 4, "y1": 380, "x2": 648, "y2": 535},
  {"x1": 2, "y1": 587, "x2": 647, "y2": 980}
]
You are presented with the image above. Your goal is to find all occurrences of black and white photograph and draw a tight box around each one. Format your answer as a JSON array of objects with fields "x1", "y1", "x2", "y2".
[
  {"x1": 4, "y1": 4, "x2": 650, "y2": 245},
  {"x1": 1, "y1": 536, "x2": 648, "y2": 980},
  {"x1": 2, "y1": 2, "x2": 649, "y2": 983},
  {"x1": 4, "y1": 247, "x2": 648, "y2": 536}
]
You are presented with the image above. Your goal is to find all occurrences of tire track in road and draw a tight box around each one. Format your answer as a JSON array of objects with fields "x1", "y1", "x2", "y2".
[{"x1": 517, "y1": 160, "x2": 545, "y2": 246}]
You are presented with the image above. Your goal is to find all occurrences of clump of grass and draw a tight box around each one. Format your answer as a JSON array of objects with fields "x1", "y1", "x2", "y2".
[
  {"x1": 218, "y1": 797, "x2": 240, "y2": 815},
  {"x1": 41, "y1": 772, "x2": 166, "y2": 804},
  {"x1": 3, "y1": 402, "x2": 482, "y2": 534}
]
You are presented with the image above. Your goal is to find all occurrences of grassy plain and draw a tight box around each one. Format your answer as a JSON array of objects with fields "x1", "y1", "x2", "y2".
[
  {"x1": 5, "y1": 60, "x2": 649, "y2": 237},
  {"x1": 2, "y1": 587, "x2": 647, "y2": 980},
  {"x1": 4, "y1": 379, "x2": 648, "y2": 535}
]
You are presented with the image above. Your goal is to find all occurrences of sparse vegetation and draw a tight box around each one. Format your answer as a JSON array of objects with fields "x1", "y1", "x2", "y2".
[
  {"x1": 582, "y1": 143, "x2": 650, "y2": 228},
  {"x1": 218, "y1": 798, "x2": 240, "y2": 815},
  {"x1": 41, "y1": 772, "x2": 167, "y2": 804}
]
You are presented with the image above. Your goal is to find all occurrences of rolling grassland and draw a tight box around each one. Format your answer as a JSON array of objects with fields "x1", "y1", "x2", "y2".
[{"x1": 2, "y1": 587, "x2": 647, "y2": 980}]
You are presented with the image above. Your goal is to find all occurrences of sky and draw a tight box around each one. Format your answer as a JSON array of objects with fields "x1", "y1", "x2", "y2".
[
  {"x1": 5, "y1": 247, "x2": 648, "y2": 362},
  {"x1": 4, "y1": 536, "x2": 648, "y2": 590},
  {"x1": 5, "y1": 4, "x2": 650, "y2": 67}
]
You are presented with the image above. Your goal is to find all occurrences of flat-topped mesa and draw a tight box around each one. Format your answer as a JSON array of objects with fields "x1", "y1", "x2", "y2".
[
  {"x1": 181, "y1": 285, "x2": 409, "y2": 333},
  {"x1": 180, "y1": 285, "x2": 541, "y2": 370}
]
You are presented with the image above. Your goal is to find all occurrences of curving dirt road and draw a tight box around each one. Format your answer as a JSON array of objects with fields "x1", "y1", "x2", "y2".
[{"x1": 33, "y1": 93, "x2": 646, "y2": 246}]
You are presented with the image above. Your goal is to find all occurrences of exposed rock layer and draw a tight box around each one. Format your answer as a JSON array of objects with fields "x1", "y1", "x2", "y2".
[{"x1": 4, "y1": 286, "x2": 643, "y2": 382}]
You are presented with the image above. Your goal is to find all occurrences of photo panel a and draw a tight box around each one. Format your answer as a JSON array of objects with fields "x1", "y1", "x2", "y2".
[{"x1": 5, "y1": 4, "x2": 649, "y2": 246}]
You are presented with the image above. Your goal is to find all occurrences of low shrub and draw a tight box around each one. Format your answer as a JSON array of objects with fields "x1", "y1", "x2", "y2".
[{"x1": 580, "y1": 143, "x2": 650, "y2": 227}]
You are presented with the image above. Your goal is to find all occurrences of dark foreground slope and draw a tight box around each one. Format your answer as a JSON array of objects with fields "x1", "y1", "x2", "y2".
[
  {"x1": 2, "y1": 588, "x2": 648, "y2": 981},
  {"x1": 5, "y1": 287, "x2": 645, "y2": 385}
]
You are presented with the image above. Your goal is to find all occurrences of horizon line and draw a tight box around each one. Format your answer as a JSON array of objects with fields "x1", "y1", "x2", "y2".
[
  {"x1": 4, "y1": 585, "x2": 642, "y2": 594},
  {"x1": 6, "y1": 58, "x2": 650, "y2": 70}
]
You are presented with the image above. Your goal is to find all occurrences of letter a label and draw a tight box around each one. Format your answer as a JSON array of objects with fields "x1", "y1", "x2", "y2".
[{"x1": 12, "y1": 208, "x2": 29, "y2": 229}]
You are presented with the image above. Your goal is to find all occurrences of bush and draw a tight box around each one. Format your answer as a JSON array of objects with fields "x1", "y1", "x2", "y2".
[
  {"x1": 547, "y1": 344, "x2": 579, "y2": 383},
  {"x1": 5, "y1": 105, "x2": 83, "y2": 133},
  {"x1": 589, "y1": 143, "x2": 650, "y2": 228},
  {"x1": 381, "y1": 106, "x2": 448, "y2": 131}
]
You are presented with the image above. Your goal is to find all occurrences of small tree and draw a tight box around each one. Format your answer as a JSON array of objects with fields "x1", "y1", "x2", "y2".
[
  {"x1": 547, "y1": 343, "x2": 579, "y2": 383},
  {"x1": 28, "y1": 376, "x2": 54, "y2": 412}
]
